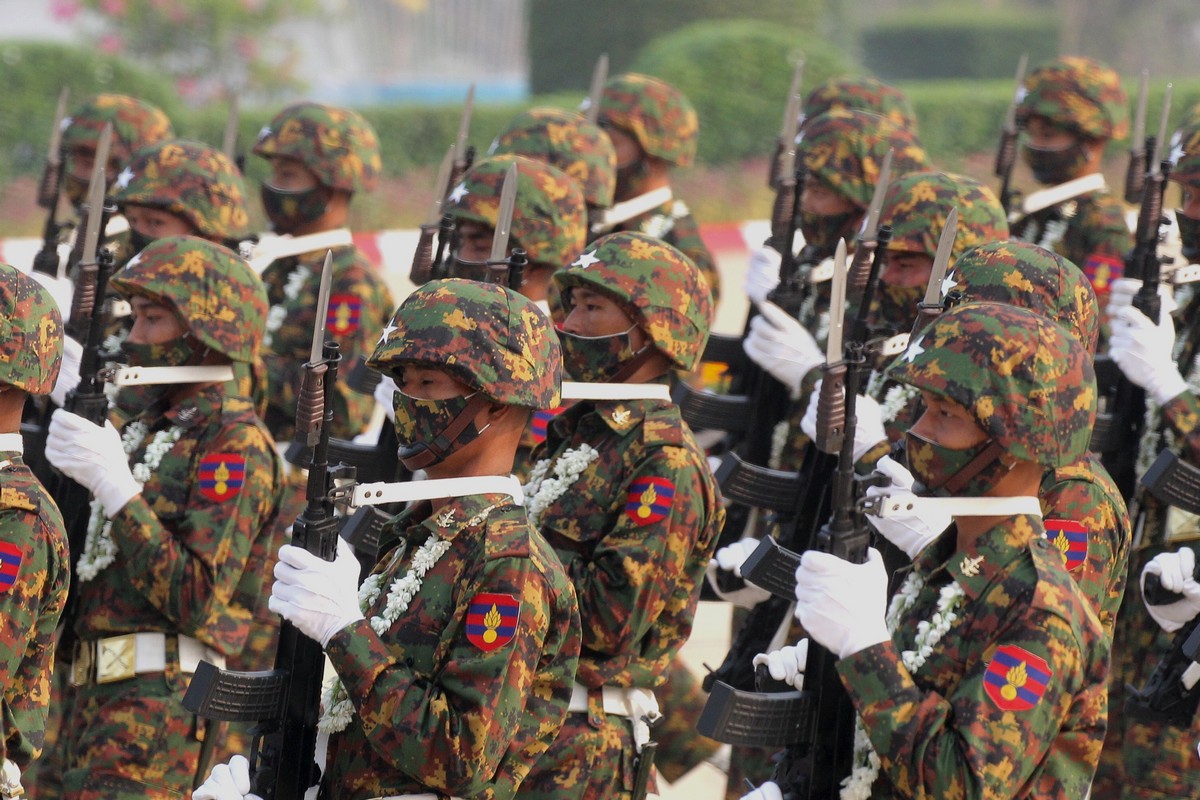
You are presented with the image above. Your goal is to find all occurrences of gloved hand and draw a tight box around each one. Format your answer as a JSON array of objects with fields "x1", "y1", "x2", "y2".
[
  {"x1": 745, "y1": 246, "x2": 783, "y2": 307},
  {"x1": 794, "y1": 547, "x2": 890, "y2": 659},
  {"x1": 1108, "y1": 305, "x2": 1188, "y2": 405},
  {"x1": 743, "y1": 301, "x2": 822, "y2": 397},
  {"x1": 739, "y1": 781, "x2": 783, "y2": 800},
  {"x1": 1106, "y1": 277, "x2": 1178, "y2": 319},
  {"x1": 373, "y1": 373, "x2": 398, "y2": 424},
  {"x1": 752, "y1": 639, "x2": 809, "y2": 691},
  {"x1": 800, "y1": 379, "x2": 887, "y2": 463},
  {"x1": 705, "y1": 539, "x2": 772, "y2": 608},
  {"x1": 49, "y1": 336, "x2": 83, "y2": 407},
  {"x1": 269, "y1": 537, "x2": 364, "y2": 647},
  {"x1": 1142, "y1": 547, "x2": 1200, "y2": 633},
  {"x1": 45, "y1": 409, "x2": 141, "y2": 516},
  {"x1": 192, "y1": 755, "x2": 263, "y2": 800},
  {"x1": 863, "y1": 456, "x2": 952, "y2": 560}
]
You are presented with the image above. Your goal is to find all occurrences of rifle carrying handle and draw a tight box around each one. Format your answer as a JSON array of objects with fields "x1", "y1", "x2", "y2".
[{"x1": 815, "y1": 363, "x2": 846, "y2": 456}]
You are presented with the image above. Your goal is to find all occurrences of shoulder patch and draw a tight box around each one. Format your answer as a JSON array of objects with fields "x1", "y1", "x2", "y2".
[
  {"x1": 466, "y1": 593, "x2": 520, "y2": 652},
  {"x1": 625, "y1": 476, "x2": 675, "y2": 525},
  {"x1": 530, "y1": 406, "x2": 566, "y2": 445},
  {"x1": 327, "y1": 294, "x2": 363, "y2": 336},
  {"x1": 1043, "y1": 518, "x2": 1088, "y2": 572},
  {"x1": 0, "y1": 542, "x2": 22, "y2": 592},
  {"x1": 198, "y1": 454, "x2": 246, "y2": 502},
  {"x1": 1081, "y1": 253, "x2": 1123, "y2": 294},
  {"x1": 984, "y1": 644, "x2": 1052, "y2": 711}
]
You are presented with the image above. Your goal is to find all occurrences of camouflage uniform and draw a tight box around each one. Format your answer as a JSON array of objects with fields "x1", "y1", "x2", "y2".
[
  {"x1": 1011, "y1": 56, "x2": 1133, "y2": 302},
  {"x1": 519, "y1": 233, "x2": 725, "y2": 799},
  {"x1": 834, "y1": 302, "x2": 1108, "y2": 798},
  {"x1": 596, "y1": 73, "x2": 720, "y2": 302},
  {"x1": 46, "y1": 237, "x2": 281, "y2": 799},
  {"x1": 0, "y1": 265, "x2": 69, "y2": 780},
  {"x1": 800, "y1": 76, "x2": 919, "y2": 134},
  {"x1": 301, "y1": 279, "x2": 580, "y2": 799}
]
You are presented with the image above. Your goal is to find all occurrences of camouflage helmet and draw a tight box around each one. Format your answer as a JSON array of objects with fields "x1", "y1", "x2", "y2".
[
  {"x1": 448, "y1": 154, "x2": 587, "y2": 269},
  {"x1": 889, "y1": 302, "x2": 1096, "y2": 468},
  {"x1": 110, "y1": 236, "x2": 268, "y2": 363},
  {"x1": 1169, "y1": 119, "x2": 1200, "y2": 189},
  {"x1": 943, "y1": 241, "x2": 1100, "y2": 356},
  {"x1": 1017, "y1": 56, "x2": 1129, "y2": 141},
  {"x1": 882, "y1": 172, "x2": 1008, "y2": 263},
  {"x1": 597, "y1": 73, "x2": 699, "y2": 167},
  {"x1": 489, "y1": 107, "x2": 618, "y2": 209},
  {"x1": 253, "y1": 102, "x2": 381, "y2": 194},
  {"x1": 112, "y1": 139, "x2": 251, "y2": 241},
  {"x1": 802, "y1": 76, "x2": 918, "y2": 134},
  {"x1": 0, "y1": 264, "x2": 63, "y2": 395},
  {"x1": 798, "y1": 109, "x2": 929, "y2": 209},
  {"x1": 61, "y1": 94, "x2": 174, "y2": 168},
  {"x1": 366, "y1": 278, "x2": 561, "y2": 409},
  {"x1": 554, "y1": 231, "x2": 712, "y2": 371}
]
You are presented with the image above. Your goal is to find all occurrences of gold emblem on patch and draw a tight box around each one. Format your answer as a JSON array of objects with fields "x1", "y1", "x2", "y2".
[{"x1": 959, "y1": 555, "x2": 984, "y2": 577}]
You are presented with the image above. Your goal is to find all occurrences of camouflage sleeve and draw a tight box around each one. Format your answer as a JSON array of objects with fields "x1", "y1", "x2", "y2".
[
  {"x1": 1075, "y1": 197, "x2": 1133, "y2": 298},
  {"x1": 666, "y1": 211, "x2": 720, "y2": 304},
  {"x1": 324, "y1": 556, "x2": 573, "y2": 797},
  {"x1": 1161, "y1": 389, "x2": 1200, "y2": 465},
  {"x1": 836, "y1": 613, "x2": 1091, "y2": 797},
  {"x1": 107, "y1": 423, "x2": 278, "y2": 644}
]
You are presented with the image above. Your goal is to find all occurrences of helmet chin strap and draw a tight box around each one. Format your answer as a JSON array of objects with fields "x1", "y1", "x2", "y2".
[
  {"x1": 607, "y1": 345, "x2": 657, "y2": 384},
  {"x1": 941, "y1": 440, "x2": 1013, "y2": 495},
  {"x1": 398, "y1": 392, "x2": 493, "y2": 471}
]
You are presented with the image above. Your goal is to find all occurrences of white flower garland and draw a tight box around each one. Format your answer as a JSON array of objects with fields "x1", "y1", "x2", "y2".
[
  {"x1": 263, "y1": 264, "x2": 310, "y2": 348},
  {"x1": 878, "y1": 383, "x2": 919, "y2": 426},
  {"x1": 76, "y1": 421, "x2": 184, "y2": 581},
  {"x1": 319, "y1": 531, "x2": 454, "y2": 733},
  {"x1": 523, "y1": 443, "x2": 600, "y2": 529},
  {"x1": 840, "y1": 571, "x2": 966, "y2": 799}
]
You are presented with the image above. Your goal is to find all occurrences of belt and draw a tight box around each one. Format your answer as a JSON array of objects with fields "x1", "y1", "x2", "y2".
[
  {"x1": 567, "y1": 682, "x2": 661, "y2": 751},
  {"x1": 72, "y1": 633, "x2": 226, "y2": 686}
]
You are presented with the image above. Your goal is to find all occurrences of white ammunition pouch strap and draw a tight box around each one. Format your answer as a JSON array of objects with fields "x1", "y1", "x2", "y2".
[
  {"x1": 102, "y1": 365, "x2": 235, "y2": 386},
  {"x1": 1011, "y1": 173, "x2": 1107, "y2": 220},
  {"x1": 245, "y1": 228, "x2": 355, "y2": 273},
  {"x1": 0, "y1": 435, "x2": 23, "y2": 454},
  {"x1": 864, "y1": 493, "x2": 1042, "y2": 520},
  {"x1": 349, "y1": 475, "x2": 524, "y2": 509},
  {"x1": 592, "y1": 187, "x2": 674, "y2": 234},
  {"x1": 561, "y1": 382, "x2": 672, "y2": 402},
  {"x1": 567, "y1": 683, "x2": 661, "y2": 752}
]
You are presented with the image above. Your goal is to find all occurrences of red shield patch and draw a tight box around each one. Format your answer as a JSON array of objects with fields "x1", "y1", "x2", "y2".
[
  {"x1": 625, "y1": 476, "x2": 675, "y2": 525},
  {"x1": 327, "y1": 294, "x2": 363, "y2": 337},
  {"x1": 0, "y1": 542, "x2": 22, "y2": 593},
  {"x1": 1044, "y1": 518, "x2": 1088, "y2": 572},
  {"x1": 1082, "y1": 253, "x2": 1123, "y2": 295},
  {"x1": 466, "y1": 593, "x2": 520, "y2": 652},
  {"x1": 198, "y1": 454, "x2": 246, "y2": 502},
  {"x1": 984, "y1": 645, "x2": 1052, "y2": 711}
]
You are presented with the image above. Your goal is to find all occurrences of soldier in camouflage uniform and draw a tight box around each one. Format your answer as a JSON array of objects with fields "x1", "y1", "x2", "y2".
[
  {"x1": 197, "y1": 278, "x2": 582, "y2": 799},
  {"x1": 40, "y1": 236, "x2": 281, "y2": 799},
  {"x1": 518, "y1": 232, "x2": 724, "y2": 800},
  {"x1": 800, "y1": 76, "x2": 919, "y2": 134},
  {"x1": 1011, "y1": 56, "x2": 1133, "y2": 304},
  {"x1": 592, "y1": 73, "x2": 720, "y2": 304},
  {"x1": 748, "y1": 303, "x2": 1109, "y2": 799},
  {"x1": 0, "y1": 265, "x2": 69, "y2": 798}
]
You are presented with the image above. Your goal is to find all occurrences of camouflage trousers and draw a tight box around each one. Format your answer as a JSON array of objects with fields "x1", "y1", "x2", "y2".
[
  {"x1": 652, "y1": 656, "x2": 722, "y2": 784},
  {"x1": 518, "y1": 710, "x2": 657, "y2": 800}
]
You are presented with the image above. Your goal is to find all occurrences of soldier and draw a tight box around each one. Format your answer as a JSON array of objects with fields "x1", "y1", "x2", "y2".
[
  {"x1": 40, "y1": 236, "x2": 281, "y2": 799},
  {"x1": 1010, "y1": 56, "x2": 1133, "y2": 303},
  {"x1": 0, "y1": 265, "x2": 69, "y2": 798},
  {"x1": 592, "y1": 73, "x2": 720, "y2": 304},
  {"x1": 517, "y1": 231, "x2": 724, "y2": 800},
  {"x1": 747, "y1": 303, "x2": 1109, "y2": 798},
  {"x1": 195, "y1": 278, "x2": 581, "y2": 799}
]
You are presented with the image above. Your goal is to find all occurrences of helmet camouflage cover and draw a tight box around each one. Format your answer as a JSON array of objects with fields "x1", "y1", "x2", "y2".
[
  {"x1": 0, "y1": 264, "x2": 63, "y2": 395},
  {"x1": 253, "y1": 102, "x2": 381, "y2": 194},
  {"x1": 597, "y1": 72, "x2": 699, "y2": 167},
  {"x1": 554, "y1": 231, "x2": 712, "y2": 371},
  {"x1": 799, "y1": 108, "x2": 929, "y2": 209},
  {"x1": 448, "y1": 154, "x2": 587, "y2": 269},
  {"x1": 489, "y1": 107, "x2": 618, "y2": 209},
  {"x1": 942, "y1": 241, "x2": 1099, "y2": 356},
  {"x1": 113, "y1": 139, "x2": 251, "y2": 241},
  {"x1": 110, "y1": 235, "x2": 267, "y2": 363},
  {"x1": 366, "y1": 278, "x2": 562, "y2": 409},
  {"x1": 1017, "y1": 55, "x2": 1129, "y2": 141},
  {"x1": 889, "y1": 301, "x2": 1096, "y2": 468},
  {"x1": 883, "y1": 171, "x2": 1008, "y2": 263},
  {"x1": 61, "y1": 94, "x2": 174, "y2": 168},
  {"x1": 802, "y1": 76, "x2": 919, "y2": 134}
]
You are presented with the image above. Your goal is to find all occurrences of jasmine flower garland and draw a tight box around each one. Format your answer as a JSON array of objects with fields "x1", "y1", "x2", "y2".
[
  {"x1": 263, "y1": 264, "x2": 310, "y2": 348},
  {"x1": 523, "y1": 443, "x2": 600, "y2": 529}
]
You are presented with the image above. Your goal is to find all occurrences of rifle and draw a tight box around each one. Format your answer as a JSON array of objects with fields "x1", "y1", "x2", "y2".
[
  {"x1": 32, "y1": 87, "x2": 71, "y2": 278},
  {"x1": 430, "y1": 86, "x2": 476, "y2": 281},
  {"x1": 583, "y1": 53, "x2": 608, "y2": 126},
  {"x1": 768, "y1": 60, "x2": 805, "y2": 191},
  {"x1": 184, "y1": 253, "x2": 347, "y2": 799},
  {"x1": 994, "y1": 53, "x2": 1028, "y2": 215},
  {"x1": 484, "y1": 162, "x2": 528, "y2": 291},
  {"x1": 409, "y1": 143, "x2": 457, "y2": 286},
  {"x1": 1125, "y1": 70, "x2": 1149, "y2": 205}
]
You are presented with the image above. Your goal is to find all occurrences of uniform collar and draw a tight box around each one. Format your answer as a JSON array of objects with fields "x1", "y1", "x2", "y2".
[
  {"x1": 400, "y1": 491, "x2": 519, "y2": 545},
  {"x1": 161, "y1": 384, "x2": 226, "y2": 430},
  {"x1": 933, "y1": 513, "x2": 1041, "y2": 600}
]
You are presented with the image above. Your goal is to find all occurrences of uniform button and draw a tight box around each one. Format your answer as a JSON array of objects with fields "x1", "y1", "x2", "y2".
[{"x1": 589, "y1": 713, "x2": 603, "y2": 728}]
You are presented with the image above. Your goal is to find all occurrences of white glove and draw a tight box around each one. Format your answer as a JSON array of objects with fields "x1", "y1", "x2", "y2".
[
  {"x1": 269, "y1": 538, "x2": 364, "y2": 647},
  {"x1": 794, "y1": 547, "x2": 891, "y2": 659},
  {"x1": 1142, "y1": 547, "x2": 1200, "y2": 633},
  {"x1": 192, "y1": 754, "x2": 263, "y2": 800},
  {"x1": 373, "y1": 373, "x2": 398, "y2": 424},
  {"x1": 740, "y1": 781, "x2": 783, "y2": 800},
  {"x1": 49, "y1": 336, "x2": 83, "y2": 407},
  {"x1": 745, "y1": 246, "x2": 782, "y2": 307},
  {"x1": 45, "y1": 408, "x2": 141, "y2": 516},
  {"x1": 743, "y1": 302, "x2": 822, "y2": 397},
  {"x1": 863, "y1": 456, "x2": 952, "y2": 560},
  {"x1": 1108, "y1": 305, "x2": 1188, "y2": 405},
  {"x1": 706, "y1": 539, "x2": 772, "y2": 608},
  {"x1": 752, "y1": 639, "x2": 809, "y2": 691},
  {"x1": 800, "y1": 379, "x2": 887, "y2": 463},
  {"x1": 1106, "y1": 277, "x2": 1178, "y2": 319}
]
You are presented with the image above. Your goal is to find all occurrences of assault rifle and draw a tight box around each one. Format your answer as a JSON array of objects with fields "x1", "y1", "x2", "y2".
[
  {"x1": 994, "y1": 54, "x2": 1028, "y2": 215},
  {"x1": 184, "y1": 253, "x2": 348, "y2": 799},
  {"x1": 428, "y1": 85, "x2": 476, "y2": 282},
  {"x1": 31, "y1": 87, "x2": 71, "y2": 278}
]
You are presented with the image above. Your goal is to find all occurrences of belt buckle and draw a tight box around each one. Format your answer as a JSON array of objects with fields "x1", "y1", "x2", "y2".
[
  {"x1": 72, "y1": 641, "x2": 93, "y2": 686},
  {"x1": 96, "y1": 634, "x2": 137, "y2": 684}
]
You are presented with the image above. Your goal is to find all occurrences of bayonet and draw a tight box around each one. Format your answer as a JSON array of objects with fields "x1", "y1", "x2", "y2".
[
  {"x1": 454, "y1": 84, "x2": 476, "y2": 174},
  {"x1": 814, "y1": 238, "x2": 848, "y2": 455},
  {"x1": 78, "y1": 124, "x2": 112, "y2": 268},
  {"x1": 995, "y1": 54, "x2": 1028, "y2": 213},
  {"x1": 1133, "y1": 71, "x2": 1149, "y2": 154},
  {"x1": 38, "y1": 87, "x2": 70, "y2": 209},
  {"x1": 424, "y1": 143, "x2": 457, "y2": 227},
  {"x1": 913, "y1": 207, "x2": 958, "y2": 331},
  {"x1": 772, "y1": 60, "x2": 804, "y2": 186},
  {"x1": 1001, "y1": 53, "x2": 1029, "y2": 141},
  {"x1": 309, "y1": 251, "x2": 333, "y2": 369},
  {"x1": 825, "y1": 238, "x2": 848, "y2": 366},
  {"x1": 1151, "y1": 83, "x2": 1173, "y2": 176},
  {"x1": 861, "y1": 148, "x2": 893, "y2": 244},
  {"x1": 486, "y1": 163, "x2": 519, "y2": 284},
  {"x1": 1126, "y1": 70, "x2": 1150, "y2": 203},
  {"x1": 584, "y1": 53, "x2": 609, "y2": 125},
  {"x1": 221, "y1": 92, "x2": 240, "y2": 162}
]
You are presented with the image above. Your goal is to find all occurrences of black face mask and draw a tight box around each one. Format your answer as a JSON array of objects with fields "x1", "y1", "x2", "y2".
[
  {"x1": 615, "y1": 158, "x2": 653, "y2": 200},
  {"x1": 126, "y1": 225, "x2": 156, "y2": 257},
  {"x1": 1021, "y1": 140, "x2": 1092, "y2": 185},
  {"x1": 1176, "y1": 211, "x2": 1200, "y2": 262},
  {"x1": 260, "y1": 183, "x2": 329, "y2": 234},
  {"x1": 799, "y1": 208, "x2": 861, "y2": 254}
]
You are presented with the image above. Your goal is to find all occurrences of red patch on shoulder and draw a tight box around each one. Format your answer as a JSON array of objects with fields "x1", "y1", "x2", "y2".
[{"x1": 466, "y1": 593, "x2": 520, "y2": 652}]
